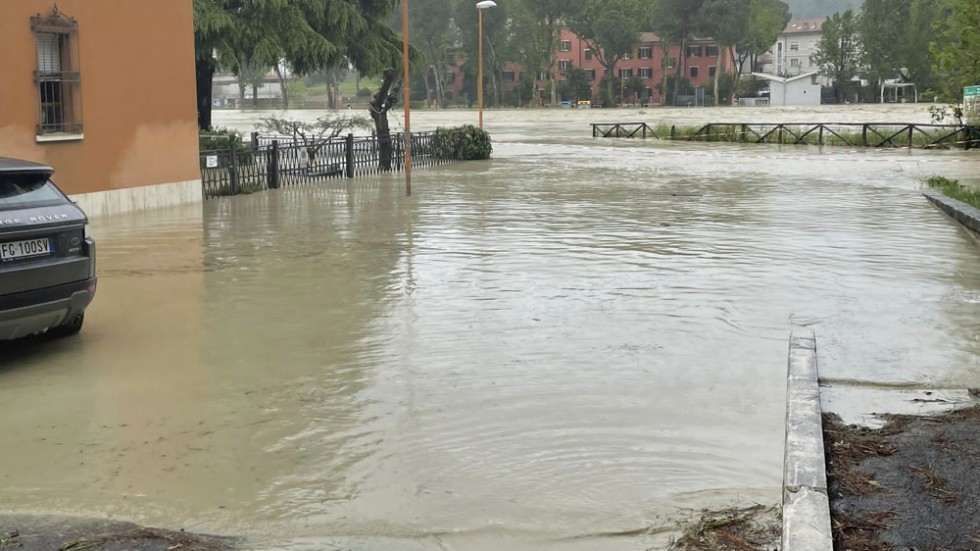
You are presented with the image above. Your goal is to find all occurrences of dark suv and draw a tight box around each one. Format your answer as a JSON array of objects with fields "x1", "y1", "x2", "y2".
[{"x1": 0, "y1": 157, "x2": 96, "y2": 340}]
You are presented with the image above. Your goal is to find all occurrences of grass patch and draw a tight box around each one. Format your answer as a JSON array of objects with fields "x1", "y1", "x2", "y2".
[
  {"x1": 669, "y1": 504, "x2": 781, "y2": 551},
  {"x1": 925, "y1": 176, "x2": 980, "y2": 210}
]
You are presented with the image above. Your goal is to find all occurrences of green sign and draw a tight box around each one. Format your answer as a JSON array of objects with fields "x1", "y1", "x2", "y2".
[{"x1": 965, "y1": 85, "x2": 980, "y2": 98}]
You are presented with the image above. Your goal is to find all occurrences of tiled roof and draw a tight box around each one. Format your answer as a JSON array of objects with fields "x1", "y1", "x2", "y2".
[{"x1": 783, "y1": 18, "x2": 826, "y2": 34}]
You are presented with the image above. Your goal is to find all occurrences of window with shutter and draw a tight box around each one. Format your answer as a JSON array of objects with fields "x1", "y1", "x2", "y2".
[{"x1": 31, "y1": 8, "x2": 82, "y2": 137}]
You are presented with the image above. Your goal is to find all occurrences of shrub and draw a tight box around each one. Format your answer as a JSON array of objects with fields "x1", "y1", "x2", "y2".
[
  {"x1": 199, "y1": 127, "x2": 253, "y2": 164},
  {"x1": 356, "y1": 87, "x2": 373, "y2": 98},
  {"x1": 430, "y1": 125, "x2": 492, "y2": 160}
]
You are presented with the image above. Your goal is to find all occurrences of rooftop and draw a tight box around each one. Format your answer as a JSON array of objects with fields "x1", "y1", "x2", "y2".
[{"x1": 782, "y1": 18, "x2": 826, "y2": 35}]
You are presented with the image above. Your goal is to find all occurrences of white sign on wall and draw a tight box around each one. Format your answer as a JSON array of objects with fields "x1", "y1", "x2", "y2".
[{"x1": 206, "y1": 155, "x2": 219, "y2": 168}]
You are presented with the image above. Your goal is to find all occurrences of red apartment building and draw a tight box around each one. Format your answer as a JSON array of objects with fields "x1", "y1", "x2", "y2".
[{"x1": 444, "y1": 28, "x2": 736, "y2": 106}]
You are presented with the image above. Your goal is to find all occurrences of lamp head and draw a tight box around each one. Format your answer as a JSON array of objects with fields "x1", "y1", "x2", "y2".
[{"x1": 476, "y1": 1, "x2": 497, "y2": 9}]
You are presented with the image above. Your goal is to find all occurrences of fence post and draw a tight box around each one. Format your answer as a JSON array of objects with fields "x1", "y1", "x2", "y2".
[
  {"x1": 268, "y1": 140, "x2": 280, "y2": 189},
  {"x1": 861, "y1": 124, "x2": 868, "y2": 147},
  {"x1": 741, "y1": 124, "x2": 747, "y2": 143},
  {"x1": 907, "y1": 125, "x2": 914, "y2": 148},
  {"x1": 229, "y1": 147, "x2": 240, "y2": 195},
  {"x1": 251, "y1": 132, "x2": 259, "y2": 149},
  {"x1": 345, "y1": 133, "x2": 355, "y2": 178},
  {"x1": 670, "y1": 125, "x2": 676, "y2": 140},
  {"x1": 642, "y1": 123, "x2": 647, "y2": 139},
  {"x1": 819, "y1": 125, "x2": 825, "y2": 146},
  {"x1": 778, "y1": 125, "x2": 784, "y2": 145}
]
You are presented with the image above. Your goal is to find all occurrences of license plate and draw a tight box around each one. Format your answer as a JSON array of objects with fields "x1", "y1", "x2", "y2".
[{"x1": 0, "y1": 238, "x2": 52, "y2": 262}]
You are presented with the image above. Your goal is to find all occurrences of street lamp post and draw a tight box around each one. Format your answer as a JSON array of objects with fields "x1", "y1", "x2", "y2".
[{"x1": 476, "y1": 0, "x2": 496, "y2": 129}]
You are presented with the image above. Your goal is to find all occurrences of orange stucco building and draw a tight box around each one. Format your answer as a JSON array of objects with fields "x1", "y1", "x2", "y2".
[{"x1": 0, "y1": 0, "x2": 202, "y2": 216}]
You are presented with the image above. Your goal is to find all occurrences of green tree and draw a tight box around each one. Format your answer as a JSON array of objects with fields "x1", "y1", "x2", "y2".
[
  {"x1": 651, "y1": 0, "x2": 707, "y2": 105},
  {"x1": 524, "y1": 0, "x2": 586, "y2": 105},
  {"x1": 697, "y1": 0, "x2": 748, "y2": 105},
  {"x1": 558, "y1": 66, "x2": 594, "y2": 101},
  {"x1": 568, "y1": 0, "x2": 646, "y2": 107},
  {"x1": 813, "y1": 9, "x2": 862, "y2": 102},
  {"x1": 737, "y1": 0, "x2": 791, "y2": 80},
  {"x1": 451, "y1": 0, "x2": 510, "y2": 108},
  {"x1": 930, "y1": 0, "x2": 980, "y2": 100},
  {"x1": 193, "y1": 0, "x2": 404, "y2": 129},
  {"x1": 391, "y1": 0, "x2": 455, "y2": 108}
]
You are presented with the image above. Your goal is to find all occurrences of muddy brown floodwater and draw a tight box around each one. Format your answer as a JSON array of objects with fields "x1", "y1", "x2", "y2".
[{"x1": 1, "y1": 106, "x2": 979, "y2": 550}]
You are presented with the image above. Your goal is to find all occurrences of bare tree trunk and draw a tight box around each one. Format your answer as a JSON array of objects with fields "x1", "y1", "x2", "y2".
[
  {"x1": 433, "y1": 65, "x2": 445, "y2": 108},
  {"x1": 274, "y1": 64, "x2": 289, "y2": 109},
  {"x1": 714, "y1": 47, "x2": 724, "y2": 106},
  {"x1": 238, "y1": 78, "x2": 246, "y2": 108},
  {"x1": 252, "y1": 84, "x2": 258, "y2": 107},
  {"x1": 673, "y1": 36, "x2": 688, "y2": 106},
  {"x1": 485, "y1": 37, "x2": 501, "y2": 107},
  {"x1": 423, "y1": 67, "x2": 434, "y2": 107},
  {"x1": 369, "y1": 68, "x2": 398, "y2": 172}
]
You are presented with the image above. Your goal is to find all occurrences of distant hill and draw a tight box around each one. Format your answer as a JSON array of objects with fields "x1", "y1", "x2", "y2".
[{"x1": 784, "y1": 0, "x2": 861, "y2": 19}]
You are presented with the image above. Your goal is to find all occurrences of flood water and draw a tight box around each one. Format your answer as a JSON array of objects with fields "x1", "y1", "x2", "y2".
[{"x1": 1, "y1": 106, "x2": 979, "y2": 550}]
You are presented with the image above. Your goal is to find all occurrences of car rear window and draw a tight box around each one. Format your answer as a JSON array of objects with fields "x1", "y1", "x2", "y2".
[{"x1": 0, "y1": 172, "x2": 66, "y2": 211}]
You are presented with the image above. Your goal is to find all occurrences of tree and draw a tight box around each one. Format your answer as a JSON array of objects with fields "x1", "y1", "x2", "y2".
[
  {"x1": 558, "y1": 66, "x2": 594, "y2": 101},
  {"x1": 698, "y1": 0, "x2": 748, "y2": 105},
  {"x1": 930, "y1": 0, "x2": 980, "y2": 100},
  {"x1": 813, "y1": 9, "x2": 862, "y2": 102},
  {"x1": 391, "y1": 0, "x2": 455, "y2": 108},
  {"x1": 259, "y1": 114, "x2": 371, "y2": 161},
  {"x1": 193, "y1": 0, "x2": 404, "y2": 130},
  {"x1": 736, "y1": 0, "x2": 791, "y2": 84},
  {"x1": 451, "y1": 0, "x2": 510, "y2": 108},
  {"x1": 860, "y1": 0, "x2": 908, "y2": 101},
  {"x1": 524, "y1": 0, "x2": 586, "y2": 105},
  {"x1": 651, "y1": 0, "x2": 707, "y2": 105},
  {"x1": 568, "y1": 0, "x2": 646, "y2": 107}
]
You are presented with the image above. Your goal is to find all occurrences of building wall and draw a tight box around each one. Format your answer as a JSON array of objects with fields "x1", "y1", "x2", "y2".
[
  {"x1": 771, "y1": 80, "x2": 822, "y2": 106},
  {"x1": 0, "y1": 0, "x2": 201, "y2": 215},
  {"x1": 550, "y1": 29, "x2": 735, "y2": 104}
]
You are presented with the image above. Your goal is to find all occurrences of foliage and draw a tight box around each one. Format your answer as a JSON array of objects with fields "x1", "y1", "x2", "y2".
[
  {"x1": 567, "y1": 0, "x2": 646, "y2": 106},
  {"x1": 193, "y1": 0, "x2": 406, "y2": 128},
  {"x1": 925, "y1": 176, "x2": 980, "y2": 210},
  {"x1": 356, "y1": 87, "x2": 374, "y2": 98},
  {"x1": 860, "y1": 0, "x2": 939, "y2": 100},
  {"x1": 813, "y1": 9, "x2": 862, "y2": 102},
  {"x1": 651, "y1": 0, "x2": 708, "y2": 104},
  {"x1": 200, "y1": 127, "x2": 249, "y2": 153},
  {"x1": 260, "y1": 115, "x2": 371, "y2": 161},
  {"x1": 390, "y1": 0, "x2": 455, "y2": 108},
  {"x1": 558, "y1": 67, "x2": 594, "y2": 102},
  {"x1": 930, "y1": 0, "x2": 980, "y2": 100},
  {"x1": 431, "y1": 125, "x2": 493, "y2": 161}
]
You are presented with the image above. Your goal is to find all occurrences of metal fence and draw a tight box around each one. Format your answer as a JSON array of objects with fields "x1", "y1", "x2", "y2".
[{"x1": 200, "y1": 131, "x2": 452, "y2": 199}]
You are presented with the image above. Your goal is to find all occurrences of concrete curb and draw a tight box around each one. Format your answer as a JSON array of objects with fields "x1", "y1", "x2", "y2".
[
  {"x1": 923, "y1": 191, "x2": 980, "y2": 236},
  {"x1": 782, "y1": 330, "x2": 833, "y2": 551}
]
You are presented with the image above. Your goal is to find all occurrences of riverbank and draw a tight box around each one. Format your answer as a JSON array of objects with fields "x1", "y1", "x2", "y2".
[
  {"x1": 0, "y1": 515, "x2": 231, "y2": 551},
  {"x1": 824, "y1": 406, "x2": 980, "y2": 550}
]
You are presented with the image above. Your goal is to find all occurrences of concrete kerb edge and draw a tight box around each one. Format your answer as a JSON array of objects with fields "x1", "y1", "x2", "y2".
[
  {"x1": 782, "y1": 330, "x2": 833, "y2": 551},
  {"x1": 922, "y1": 191, "x2": 980, "y2": 236}
]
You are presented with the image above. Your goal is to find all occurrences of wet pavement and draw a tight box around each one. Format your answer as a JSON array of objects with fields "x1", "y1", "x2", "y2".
[{"x1": 1, "y1": 107, "x2": 979, "y2": 550}]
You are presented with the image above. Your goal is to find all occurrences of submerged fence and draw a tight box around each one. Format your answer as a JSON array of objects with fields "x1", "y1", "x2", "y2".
[
  {"x1": 200, "y1": 132, "x2": 449, "y2": 199},
  {"x1": 591, "y1": 122, "x2": 980, "y2": 150}
]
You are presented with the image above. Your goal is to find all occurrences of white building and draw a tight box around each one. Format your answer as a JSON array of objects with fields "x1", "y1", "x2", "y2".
[
  {"x1": 752, "y1": 72, "x2": 821, "y2": 106},
  {"x1": 759, "y1": 18, "x2": 831, "y2": 87}
]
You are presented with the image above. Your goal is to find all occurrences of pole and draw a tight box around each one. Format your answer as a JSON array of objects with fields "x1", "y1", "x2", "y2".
[
  {"x1": 401, "y1": 0, "x2": 412, "y2": 195},
  {"x1": 478, "y1": 8, "x2": 484, "y2": 129}
]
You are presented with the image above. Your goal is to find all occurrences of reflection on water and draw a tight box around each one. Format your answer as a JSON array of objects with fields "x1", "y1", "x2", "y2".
[{"x1": 1, "y1": 109, "x2": 979, "y2": 550}]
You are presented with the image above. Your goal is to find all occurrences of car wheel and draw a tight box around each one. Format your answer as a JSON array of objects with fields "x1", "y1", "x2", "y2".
[{"x1": 47, "y1": 313, "x2": 84, "y2": 338}]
